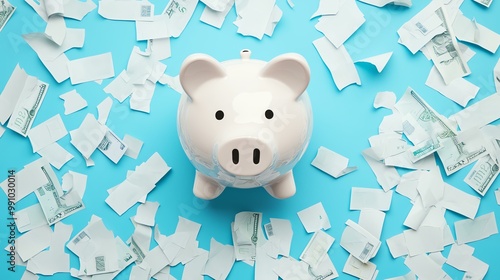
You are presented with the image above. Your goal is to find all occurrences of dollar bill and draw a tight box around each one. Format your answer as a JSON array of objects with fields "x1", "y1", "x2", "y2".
[
  {"x1": 437, "y1": 128, "x2": 488, "y2": 175},
  {"x1": 0, "y1": 0, "x2": 15, "y2": 32},
  {"x1": 232, "y1": 212, "x2": 265, "y2": 262},
  {"x1": 395, "y1": 87, "x2": 457, "y2": 163},
  {"x1": 97, "y1": 129, "x2": 128, "y2": 163},
  {"x1": 426, "y1": 6, "x2": 470, "y2": 85},
  {"x1": 473, "y1": 0, "x2": 492, "y2": 7},
  {"x1": 7, "y1": 77, "x2": 49, "y2": 137},
  {"x1": 35, "y1": 164, "x2": 85, "y2": 225},
  {"x1": 129, "y1": 237, "x2": 146, "y2": 264},
  {"x1": 300, "y1": 230, "x2": 335, "y2": 268},
  {"x1": 464, "y1": 155, "x2": 499, "y2": 196}
]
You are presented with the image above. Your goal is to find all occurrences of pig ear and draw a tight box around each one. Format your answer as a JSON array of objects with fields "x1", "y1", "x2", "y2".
[
  {"x1": 179, "y1": 54, "x2": 226, "y2": 100},
  {"x1": 260, "y1": 53, "x2": 310, "y2": 99}
]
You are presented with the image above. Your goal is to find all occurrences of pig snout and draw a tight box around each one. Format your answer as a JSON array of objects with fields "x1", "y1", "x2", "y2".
[{"x1": 217, "y1": 138, "x2": 273, "y2": 176}]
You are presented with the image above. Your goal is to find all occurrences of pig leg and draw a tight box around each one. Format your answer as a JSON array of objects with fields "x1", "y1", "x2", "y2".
[
  {"x1": 193, "y1": 171, "x2": 225, "y2": 199},
  {"x1": 264, "y1": 171, "x2": 296, "y2": 199}
]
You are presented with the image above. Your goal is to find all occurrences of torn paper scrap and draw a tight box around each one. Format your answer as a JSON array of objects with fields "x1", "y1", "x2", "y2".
[
  {"x1": 59, "y1": 89, "x2": 87, "y2": 115},
  {"x1": 311, "y1": 146, "x2": 356, "y2": 178},
  {"x1": 136, "y1": 15, "x2": 169, "y2": 41},
  {"x1": 123, "y1": 134, "x2": 143, "y2": 159},
  {"x1": 264, "y1": 218, "x2": 293, "y2": 257},
  {"x1": 60, "y1": 0, "x2": 96, "y2": 20},
  {"x1": 314, "y1": 0, "x2": 365, "y2": 48},
  {"x1": 300, "y1": 230, "x2": 334, "y2": 268},
  {"x1": 232, "y1": 212, "x2": 265, "y2": 262},
  {"x1": 342, "y1": 254, "x2": 377, "y2": 279},
  {"x1": 455, "y1": 212, "x2": 498, "y2": 244},
  {"x1": 37, "y1": 142, "x2": 74, "y2": 169},
  {"x1": 104, "y1": 70, "x2": 135, "y2": 103},
  {"x1": 0, "y1": 158, "x2": 52, "y2": 201},
  {"x1": 449, "y1": 92, "x2": 500, "y2": 131},
  {"x1": 340, "y1": 219, "x2": 381, "y2": 263},
  {"x1": 203, "y1": 238, "x2": 235, "y2": 280},
  {"x1": 358, "y1": 209, "x2": 385, "y2": 239},
  {"x1": 200, "y1": 0, "x2": 234, "y2": 29},
  {"x1": 106, "y1": 152, "x2": 171, "y2": 215},
  {"x1": 130, "y1": 81, "x2": 156, "y2": 113},
  {"x1": 355, "y1": 52, "x2": 392, "y2": 73},
  {"x1": 403, "y1": 254, "x2": 448, "y2": 279},
  {"x1": 183, "y1": 249, "x2": 208, "y2": 280},
  {"x1": 385, "y1": 271, "x2": 416, "y2": 280},
  {"x1": 446, "y1": 243, "x2": 474, "y2": 271},
  {"x1": 68, "y1": 52, "x2": 115, "y2": 85},
  {"x1": 311, "y1": 0, "x2": 341, "y2": 18},
  {"x1": 440, "y1": 183, "x2": 480, "y2": 219},
  {"x1": 162, "y1": 0, "x2": 199, "y2": 38},
  {"x1": 464, "y1": 256, "x2": 489, "y2": 280},
  {"x1": 98, "y1": 0, "x2": 154, "y2": 21},
  {"x1": 134, "y1": 201, "x2": 160, "y2": 227},
  {"x1": 350, "y1": 187, "x2": 393, "y2": 211},
  {"x1": 386, "y1": 233, "x2": 409, "y2": 258},
  {"x1": 496, "y1": 189, "x2": 500, "y2": 205},
  {"x1": 416, "y1": 166, "x2": 444, "y2": 208},
  {"x1": 362, "y1": 148, "x2": 400, "y2": 191},
  {"x1": 96, "y1": 97, "x2": 112, "y2": 125},
  {"x1": 313, "y1": 36, "x2": 360, "y2": 91},
  {"x1": 233, "y1": 0, "x2": 276, "y2": 40},
  {"x1": 403, "y1": 226, "x2": 444, "y2": 256},
  {"x1": 254, "y1": 241, "x2": 279, "y2": 280},
  {"x1": 297, "y1": 202, "x2": 331, "y2": 233},
  {"x1": 45, "y1": 15, "x2": 66, "y2": 46},
  {"x1": 70, "y1": 113, "x2": 107, "y2": 159},
  {"x1": 368, "y1": 132, "x2": 406, "y2": 160},
  {"x1": 97, "y1": 128, "x2": 128, "y2": 164},
  {"x1": 374, "y1": 91, "x2": 396, "y2": 110},
  {"x1": 148, "y1": 38, "x2": 171, "y2": 61},
  {"x1": 61, "y1": 171, "x2": 87, "y2": 199},
  {"x1": 358, "y1": 0, "x2": 411, "y2": 8},
  {"x1": 464, "y1": 155, "x2": 499, "y2": 196},
  {"x1": 16, "y1": 224, "x2": 52, "y2": 262},
  {"x1": 14, "y1": 203, "x2": 48, "y2": 233},
  {"x1": 453, "y1": 12, "x2": 500, "y2": 53},
  {"x1": 28, "y1": 114, "x2": 67, "y2": 153},
  {"x1": 495, "y1": 58, "x2": 500, "y2": 93},
  {"x1": 425, "y1": 65, "x2": 478, "y2": 107},
  {"x1": 3, "y1": 65, "x2": 49, "y2": 137},
  {"x1": 403, "y1": 196, "x2": 430, "y2": 230}
]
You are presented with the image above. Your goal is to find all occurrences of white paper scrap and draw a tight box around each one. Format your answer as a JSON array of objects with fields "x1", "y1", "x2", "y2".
[
  {"x1": 386, "y1": 233, "x2": 409, "y2": 258},
  {"x1": 311, "y1": 146, "x2": 357, "y2": 178},
  {"x1": 17, "y1": 224, "x2": 52, "y2": 262},
  {"x1": 403, "y1": 254, "x2": 447, "y2": 279},
  {"x1": 254, "y1": 241, "x2": 279, "y2": 280},
  {"x1": 358, "y1": 0, "x2": 411, "y2": 8},
  {"x1": 37, "y1": 142, "x2": 74, "y2": 170},
  {"x1": 61, "y1": 171, "x2": 87, "y2": 199},
  {"x1": 496, "y1": 189, "x2": 500, "y2": 205},
  {"x1": 342, "y1": 254, "x2": 377, "y2": 279},
  {"x1": 45, "y1": 15, "x2": 66, "y2": 46},
  {"x1": 14, "y1": 203, "x2": 48, "y2": 233},
  {"x1": 453, "y1": 13, "x2": 500, "y2": 53},
  {"x1": 311, "y1": 0, "x2": 341, "y2": 18},
  {"x1": 233, "y1": 0, "x2": 276, "y2": 40},
  {"x1": 362, "y1": 148, "x2": 401, "y2": 191},
  {"x1": 463, "y1": 256, "x2": 489, "y2": 280},
  {"x1": 264, "y1": 218, "x2": 293, "y2": 257},
  {"x1": 374, "y1": 91, "x2": 396, "y2": 110},
  {"x1": 313, "y1": 36, "x2": 360, "y2": 91},
  {"x1": 59, "y1": 89, "x2": 87, "y2": 115},
  {"x1": 455, "y1": 212, "x2": 498, "y2": 244},
  {"x1": 68, "y1": 52, "x2": 115, "y2": 85},
  {"x1": 358, "y1": 209, "x2": 385, "y2": 239},
  {"x1": 148, "y1": 38, "x2": 171, "y2": 61},
  {"x1": 97, "y1": 97, "x2": 112, "y2": 125},
  {"x1": 104, "y1": 70, "x2": 134, "y2": 103},
  {"x1": 403, "y1": 226, "x2": 444, "y2": 256},
  {"x1": 134, "y1": 201, "x2": 160, "y2": 227},
  {"x1": 440, "y1": 183, "x2": 480, "y2": 219},
  {"x1": 355, "y1": 52, "x2": 392, "y2": 73},
  {"x1": 300, "y1": 230, "x2": 334, "y2": 268},
  {"x1": 425, "y1": 66, "x2": 479, "y2": 107},
  {"x1": 203, "y1": 238, "x2": 235, "y2": 280},
  {"x1": 162, "y1": 0, "x2": 199, "y2": 38},
  {"x1": 136, "y1": 14, "x2": 169, "y2": 41},
  {"x1": 200, "y1": 0, "x2": 234, "y2": 29},
  {"x1": 340, "y1": 219, "x2": 381, "y2": 263},
  {"x1": 98, "y1": 0, "x2": 154, "y2": 21},
  {"x1": 314, "y1": 0, "x2": 365, "y2": 48},
  {"x1": 416, "y1": 166, "x2": 444, "y2": 208},
  {"x1": 0, "y1": 158, "x2": 51, "y2": 201},
  {"x1": 297, "y1": 202, "x2": 331, "y2": 233},
  {"x1": 97, "y1": 128, "x2": 128, "y2": 164},
  {"x1": 403, "y1": 196, "x2": 430, "y2": 230},
  {"x1": 450, "y1": 93, "x2": 500, "y2": 131},
  {"x1": 28, "y1": 114, "x2": 67, "y2": 153},
  {"x1": 350, "y1": 187, "x2": 393, "y2": 211},
  {"x1": 0, "y1": 65, "x2": 28, "y2": 125},
  {"x1": 446, "y1": 243, "x2": 474, "y2": 271},
  {"x1": 123, "y1": 134, "x2": 143, "y2": 159},
  {"x1": 69, "y1": 113, "x2": 107, "y2": 159},
  {"x1": 182, "y1": 249, "x2": 208, "y2": 280},
  {"x1": 494, "y1": 59, "x2": 500, "y2": 93}
]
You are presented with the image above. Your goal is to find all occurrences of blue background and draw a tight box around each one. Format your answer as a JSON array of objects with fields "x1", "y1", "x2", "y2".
[{"x1": 1, "y1": 0, "x2": 500, "y2": 279}]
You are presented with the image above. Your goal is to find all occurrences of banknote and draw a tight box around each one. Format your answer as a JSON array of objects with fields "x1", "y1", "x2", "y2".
[
  {"x1": 437, "y1": 128, "x2": 488, "y2": 176},
  {"x1": 426, "y1": 6, "x2": 470, "y2": 85},
  {"x1": 7, "y1": 77, "x2": 49, "y2": 137},
  {"x1": 97, "y1": 129, "x2": 128, "y2": 164},
  {"x1": 0, "y1": 0, "x2": 15, "y2": 32},
  {"x1": 232, "y1": 212, "x2": 265, "y2": 262},
  {"x1": 129, "y1": 237, "x2": 146, "y2": 264},
  {"x1": 473, "y1": 0, "x2": 492, "y2": 7},
  {"x1": 395, "y1": 87, "x2": 456, "y2": 163},
  {"x1": 464, "y1": 155, "x2": 499, "y2": 196},
  {"x1": 300, "y1": 230, "x2": 335, "y2": 268},
  {"x1": 35, "y1": 165, "x2": 85, "y2": 225}
]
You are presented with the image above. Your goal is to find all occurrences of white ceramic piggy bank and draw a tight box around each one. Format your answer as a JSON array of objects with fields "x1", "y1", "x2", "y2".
[{"x1": 177, "y1": 50, "x2": 312, "y2": 199}]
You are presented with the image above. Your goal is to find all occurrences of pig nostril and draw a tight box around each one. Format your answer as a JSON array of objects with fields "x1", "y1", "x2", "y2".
[
  {"x1": 232, "y1": 149, "x2": 239, "y2": 164},
  {"x1": 253, "y1": 149, "x2": 260, "y2": 164}
]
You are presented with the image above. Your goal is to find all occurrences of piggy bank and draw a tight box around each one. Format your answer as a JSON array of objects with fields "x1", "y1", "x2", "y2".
[{"x1": 177, "y1": 50, "x2": 312, "y2": 199}]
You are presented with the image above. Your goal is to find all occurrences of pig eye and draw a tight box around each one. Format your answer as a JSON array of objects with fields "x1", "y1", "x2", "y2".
[
  {"x1": 265, "y1": 109, "x2": 274, "y2": 119},
  {"x1": 215, "y1": 110, "x2": 224, "y2": 120}
]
